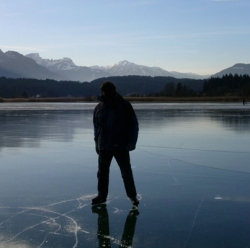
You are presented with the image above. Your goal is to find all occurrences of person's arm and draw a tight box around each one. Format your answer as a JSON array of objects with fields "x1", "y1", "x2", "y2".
[
  {"x1": 127, "y1": 103, "x2": 139, "y2": 151},
  {"x1": 93, "y1": 105, "x2": 100, "y2": 154}
]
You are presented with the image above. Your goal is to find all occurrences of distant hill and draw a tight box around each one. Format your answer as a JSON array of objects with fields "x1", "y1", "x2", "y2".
[
  {"x1": 0, "y1": 76, "x2": 204, "y2": 98},
  {"x1": 89, "y1": 76, "x2": 204, "y2": 95},
  {"x1": 212, "y1": 63, "x2": 250, "y2": 78},
  {"x1": 0, "y1": 50, "x2": 61, "y2": 80}
]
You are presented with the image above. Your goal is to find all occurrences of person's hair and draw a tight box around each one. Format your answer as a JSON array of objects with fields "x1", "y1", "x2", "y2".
[{"x1": 100, "y1": 81, "x2": 116, "y2": 92}]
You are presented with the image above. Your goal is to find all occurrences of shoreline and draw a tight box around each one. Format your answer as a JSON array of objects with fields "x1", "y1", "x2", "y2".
[{"x1": 0, "y1": 96, "x2": 248, "y2": 103}]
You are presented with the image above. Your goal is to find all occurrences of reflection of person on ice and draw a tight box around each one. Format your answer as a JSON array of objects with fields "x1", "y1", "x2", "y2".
[
  {"x1": 92, "y1": 204, "x2": 139, "y2": 247},
  {"x1": 92, "y1": 81, "x2": 139, "y2": 206}
]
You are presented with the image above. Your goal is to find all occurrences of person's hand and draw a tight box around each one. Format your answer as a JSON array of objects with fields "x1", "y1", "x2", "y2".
[
  {"x1": 127, "y1": 143, "x2": 136, "y2": 151},
  {"x1": 95, "y1": 143, "x2": 99, "y2": 154}
]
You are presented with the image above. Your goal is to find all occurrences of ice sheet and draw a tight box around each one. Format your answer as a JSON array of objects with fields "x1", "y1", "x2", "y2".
[{"x1": 0, "y1": 102, "x2": 250, "y2": 247}]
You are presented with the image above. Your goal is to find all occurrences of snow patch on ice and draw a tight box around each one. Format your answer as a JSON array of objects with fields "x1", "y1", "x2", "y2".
[{"x1": 214, "y1": 195, "x2": 223, "y2": 200}]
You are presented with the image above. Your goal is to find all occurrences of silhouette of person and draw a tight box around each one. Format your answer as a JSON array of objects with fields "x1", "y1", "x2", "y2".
[
  {"x1": 92, "y1": 81, "x2": 139, "y2": 206},
  {"x1": 243, "y1": 98, "x2": 246, "y2": 105},
  {"x1": 92, "y1": 204, "x2": 139, "y2": 247}
]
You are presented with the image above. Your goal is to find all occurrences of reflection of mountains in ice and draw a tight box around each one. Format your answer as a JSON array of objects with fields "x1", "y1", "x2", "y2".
[
  {"x1": 134, "y1": 103, "x2": 250, "y2": 133},
  {"x1": 0, "y1": 103, "x2": 250, "y2": 150},
  {"x1": 0, "y1": 110, "x2": 93, "y2": 149},
  {"x1": 209, "y1": 110, "x2": 250, "y2": 132}
]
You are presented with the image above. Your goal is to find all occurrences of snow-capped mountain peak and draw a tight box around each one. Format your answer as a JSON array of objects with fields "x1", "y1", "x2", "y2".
[
  {"x1": 25, "y1": 53, "x2": 209, "y2": 80},
  {"x1": 116, "y1": 60, "x2": 132, "y2": 66},
  {"x1": 26, "y1": 53, "x2": 77, "y2": 71},
  {"x1": 26, "y1": 53, "x2": 44, "y2": 64},
  {"x1": 109, "y1": 60, "x2": 135, "y2": 68}
]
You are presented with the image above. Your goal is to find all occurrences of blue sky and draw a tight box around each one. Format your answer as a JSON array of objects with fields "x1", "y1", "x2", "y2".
[{"x1": 0, "y1": 0, "x2": 249, "y2": 75}]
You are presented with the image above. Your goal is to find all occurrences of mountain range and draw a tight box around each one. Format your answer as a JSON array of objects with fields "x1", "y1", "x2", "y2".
[
  {"x1": 212, "y1": 63, "x2": 250, "y2": 78},
  {"x1": 0, "y1": 50, "x2": 61, "y2": 80},
  {"x1": 1, "y1": 49, "x2": 250, "y2": 82},
  {"x1": 25, "y1": 53, "x2": 209, "y2": 81}
]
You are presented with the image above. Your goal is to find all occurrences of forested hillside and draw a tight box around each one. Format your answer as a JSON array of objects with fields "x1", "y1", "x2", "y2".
[
  {"x1": 0, "y1": 74, "x2": 249, "y2": 99},
  {"x1": 203, "y1": 74, "x2": 250, "y2": 96},
  {"x1": 0, "y1": 76, "x2": 203, "y2": 98}
]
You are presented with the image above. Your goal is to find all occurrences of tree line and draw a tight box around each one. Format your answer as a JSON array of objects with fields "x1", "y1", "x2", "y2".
[
  {"x1": 0, "y1": 76, "x2": 203, "y2": 98},
  {"x1": 203, "y1": 74, "x2": 250, "y2": 97},
  {"x1": 0, "y1": 74, "x2": 249, "y2": 99},
  {"x1": 154, "y1": 74, "x2": 250, "y2": 97}
]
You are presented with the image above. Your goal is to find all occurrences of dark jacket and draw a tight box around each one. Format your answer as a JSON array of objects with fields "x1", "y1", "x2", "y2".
[{"x1": 93, "y1": 93, "x2": 139, "y2": 151}]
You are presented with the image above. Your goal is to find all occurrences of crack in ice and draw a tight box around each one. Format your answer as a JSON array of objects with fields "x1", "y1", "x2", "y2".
[
  {"x1": 0, "y1": 194, "x2": 96, "y2": 247},
  {"x1": 183, "y1": 193, "x2": 206, "y2": 248}
]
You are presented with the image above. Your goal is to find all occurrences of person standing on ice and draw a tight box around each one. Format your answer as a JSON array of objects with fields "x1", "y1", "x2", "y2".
[{"x1": 92, "y1": 81, "x2": 139, "y2": 206}]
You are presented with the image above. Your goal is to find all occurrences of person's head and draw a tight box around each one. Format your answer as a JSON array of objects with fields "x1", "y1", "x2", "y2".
[{"x1": 100, "y1": 81, "x2": 116, "y2": 99}]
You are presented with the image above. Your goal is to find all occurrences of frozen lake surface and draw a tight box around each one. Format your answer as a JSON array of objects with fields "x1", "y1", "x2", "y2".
[{"x1": 0, "y1": 102, "x2": 250, "y2": 247}]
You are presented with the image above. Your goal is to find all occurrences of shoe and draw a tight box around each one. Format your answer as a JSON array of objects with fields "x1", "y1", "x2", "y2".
[
  {"x1": 92, "y1": 195, "x2": 106, "y2": 205},
  {"x1": 129, "y1": 197, "x2": 139, "y2": 207},
  {"x1": 92, "y1": 204, "x2": 107, "y2": 214},
  {"x1": 128, "y1": 208, "x2": 140, "y2": 217}
]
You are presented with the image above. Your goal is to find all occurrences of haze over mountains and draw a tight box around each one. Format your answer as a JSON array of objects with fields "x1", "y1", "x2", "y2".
[
  {"x1": 26, "y1": 53, "x2": 209, "y2": 81},
  {"x1": 0, "y1": 49, "x2": 250, "y2": 82}
]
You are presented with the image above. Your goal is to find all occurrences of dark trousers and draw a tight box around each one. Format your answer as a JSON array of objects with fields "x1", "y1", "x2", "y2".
[{"x1": 97, "y1": 150, "x2": 137, "y2": 199}]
